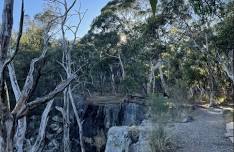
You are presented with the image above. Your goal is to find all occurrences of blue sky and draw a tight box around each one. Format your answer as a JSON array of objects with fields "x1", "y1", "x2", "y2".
[{"x1": 0, "y1": 0, "x2": 110, "y2": 37}]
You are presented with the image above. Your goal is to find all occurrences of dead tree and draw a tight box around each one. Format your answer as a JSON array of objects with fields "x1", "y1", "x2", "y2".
[
  {"x1": 49, "y1": 0, "x2": 86, "y2": 151},
  {"x1": 0, "y1": 0, "x2": 76, "y2": 151},
  {"x1": 30, "y1": 100, "x2": 54, "y2": 152}
]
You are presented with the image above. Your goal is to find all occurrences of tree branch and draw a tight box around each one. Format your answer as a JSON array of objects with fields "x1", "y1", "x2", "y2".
[
  {"x1": 4, "y1": 0, "x2": 24, "y2": 68},
  {"x1": 30, "y1": 100, "x2": 54, "y2": 152},
  {"x1": 21, "y1": 74, "x2": 76, "y2": 116}
]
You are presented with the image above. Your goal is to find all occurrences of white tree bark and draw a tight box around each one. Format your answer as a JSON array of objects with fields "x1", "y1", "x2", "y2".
[
  {"x1": 118, "y1": 54, "x2": 125, "y2": 80},
  {"x1": 63, "y1": 88, "x2": 71, "y2": 152},
  {"x1": 30, "y1": 100, "x2": 54, "y2": 152},
  {"x1": 159, "y1": 65, "x2": 169, "y2": 95},
  {"x1": 106, "y1": 52, "x2": 125, "y2": 81},
  {"x1": 147, "y1": 60, "x2": 161, "y2": 94},
  {"x1": 8, "y1": 63, "x2": 27, "y2": 152},
  {"x1": 0, "y1": 1, "x2": 76, "y2": 151},
  {"x1": 56, "y1": 0, "x2": 85, "y2": 151},
  {"x1": 68, "y1": 87, "x2": 85, "y2": 152},
  {"x1": 0, "y1": 1, "x2": 15, "y2": 151},
  {"x1": 109, "y1": 65, "x2": 116, "y2": 95}
]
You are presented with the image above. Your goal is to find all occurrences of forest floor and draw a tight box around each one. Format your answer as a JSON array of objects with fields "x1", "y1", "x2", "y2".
[{"x1": 168, "y1": 108, "x2": 234, "y2": 152}]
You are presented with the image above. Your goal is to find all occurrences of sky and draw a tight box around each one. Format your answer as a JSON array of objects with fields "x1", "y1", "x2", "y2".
[{"x1": 0, "y1": 0, "x2": 110, "y2": 38}]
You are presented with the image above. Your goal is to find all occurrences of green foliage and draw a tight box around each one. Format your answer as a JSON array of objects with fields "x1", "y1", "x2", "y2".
[
  {"x1": 147, "y1": 94, "x2": 170, "y2": 121},
  {"x1": 215, "y1": 2, "x2": 234, "y2": 53},
  {"x1": 149, "y1": 0, "x2": 158, "y2": 17},
  {"x1": 150, "y1": 126, "x2": 174, "y2": 152},
  {"x1": 189, "y1": 0, "x2": 224, "y2": 18},
  {"x1": 169, "y1": 79, "x2": 189, "y2": 104},
  {"x1": 10, "y1": 0, "x2": 232, "y2": 103},
  {"x1": 20, "y1": 22, "x2": 43, "y2": 51}
]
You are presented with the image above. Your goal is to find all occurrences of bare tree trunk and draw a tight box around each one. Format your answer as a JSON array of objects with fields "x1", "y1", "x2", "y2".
[
  {"x1": 109, "y1": 65, "x2": 116, "y2": 95},
  {"x1": 0, "y1": 0, "x2": 14, "y2": 151},
  {"x1": 63, "y1": 88, "x2": 71, "y2": 152},
  {"x1": 159, "y1": 66, "x2": 169, "y2": 96},
  {"x1": 61, "y1": 26, "x2": 71, "y2": 152},
  {"x1": 118, "y1": 54, "x2": 125, "y2": 80},
  {"x1": 58, "y1": 1, "x2": 85, "y2": 150},
  {"x1": 208, "y1": 80, "x2": 214, "y2": 107},
  {"x1": 30, "y1": 100, "x2": 54, "y2": 152},
  {"x1": 147, "y1": 60, "x2": 161, "y2": 95},
  {"x1": 152, "y1": 72, "x2": 156, "y2": 94},
  {"x1": 0, "y1": 1, "x2": 76, "y2": 151},
  {"x1": 147, "y1": 61, "x2": 154, "y2": 94},
  {"x1": 8, "y1": 63, "x2": 26, "y2": 152},
  {"x1": 68, "y1": 87, "x2": 85, "y2": 152}
]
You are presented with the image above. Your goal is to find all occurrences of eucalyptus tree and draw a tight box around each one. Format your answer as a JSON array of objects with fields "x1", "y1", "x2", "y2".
[{"x1": 77, "y1": 0, "x2": 150, "y2": 94}]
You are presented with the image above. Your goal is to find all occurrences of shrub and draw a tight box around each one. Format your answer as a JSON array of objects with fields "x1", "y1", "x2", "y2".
[
  {"x1": 147, "y1": 94, "x2": 170, "y2": 122},
  {"x1": 150, "y1": 126, "x2": 175, "y2": 152}
]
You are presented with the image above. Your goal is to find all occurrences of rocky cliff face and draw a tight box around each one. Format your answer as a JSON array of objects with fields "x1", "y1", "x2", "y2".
[
  {"x1": 76, "y1": 100, "x2": 147, "y2": 152},
  {"x1": 26, "y1": 97, "x2": 147, "y2": 152}
]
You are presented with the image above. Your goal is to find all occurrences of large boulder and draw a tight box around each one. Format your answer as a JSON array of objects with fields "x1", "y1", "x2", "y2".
[{"x1": 105, "y1": 124, "x2": 155, "y2": 152}]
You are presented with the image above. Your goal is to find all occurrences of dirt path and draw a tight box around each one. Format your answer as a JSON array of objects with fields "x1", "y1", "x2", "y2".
[{"x1": 168, "y1": 108, "x2": 233, "y2": 152}]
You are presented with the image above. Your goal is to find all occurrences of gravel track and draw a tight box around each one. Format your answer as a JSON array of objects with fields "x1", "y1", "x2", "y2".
[{"x1": 168, "y1": 108, "x2": 233, "y2": 152}]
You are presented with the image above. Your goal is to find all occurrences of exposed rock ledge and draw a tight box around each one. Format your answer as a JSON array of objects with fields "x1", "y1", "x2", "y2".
[{"x1": 105, "y1": 122, "x2": 155, "y2": 152}]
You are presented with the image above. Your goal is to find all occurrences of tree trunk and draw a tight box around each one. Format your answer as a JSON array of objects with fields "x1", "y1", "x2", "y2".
[
  {"x1": 147, "y1": 61, "x2": 154, "y2": 94},
  {"x1": 147, "y1": 60, "x2": 161, "y2": 95},
  {"x1": 118, "y1": 54, "x2": 125, "y2": 80},
  {"x1": 152, "y1": 72, "x2": 156, "y2": 94},
  {"x1": 159, "y1": 66, "x2": 169, "y2": 96},
  {"x1": 109, "y1": 65, "x2": 116, "y2": 95},
  {"x1": 0, "y1": 0, "x2": 14, "y2": 151},
  {"x1": 30, "y1": 100, "x2": 54, "y2": 152},
  {"x1": 68, "y1": 87, "x2": 85, "y2": 152},
  {"x1": 63, "y1": 88, "x2": 71, "y2": 152},
  {"x1": 8, "y1": 63, "x2": 26, "y2": 152},
  {"x1": 209, "y1": 80, "x2": 214, "y2": 107}
]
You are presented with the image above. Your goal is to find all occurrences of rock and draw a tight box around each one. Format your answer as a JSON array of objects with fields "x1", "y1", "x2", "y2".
[
  {"x1": 105, "y1": 124, "x2": 155, "y2": 152},
  {"x1": 44, "y1": 139, "x2": 60, "y2": 152},
  {"x1": 207, "y1": 108, "x2": 223, "y2": 114},
  {"x1": 104, "y1": 104, "x2": 121, "y2": 129},
  {"x1": 226, "y1": 122, "x2": 234, "y2": 130},
  {"x1": 46, "y1": 133, "x2": 54, "y2": 139},
  {"x1": 120, "y1": 102, "x2": 146, "y2": 126},
  {"x1": 225, "y1": 122, "x2": 234, "y2": 143},
  {"x1": 80, "y1": 99, "x2": 147, "y2": 151},
  {"x1": 105, "y1": 126, "x2": 130, "y2": 152},
  {"x1": 51, "y1": 116, "x2": 63, "y2": 123},
  {"x1": 229, "y1": 137, "x2": 234, "y2": 143},
  {"x1": 182, "y1": 116, "x2": 194, "y2": 123},
  {"x1": 225, "y1": 131, "x2": 233, "y2": 137},
  {"x1": 49, "y1": 123, "x2": 62, "y2": 134}
]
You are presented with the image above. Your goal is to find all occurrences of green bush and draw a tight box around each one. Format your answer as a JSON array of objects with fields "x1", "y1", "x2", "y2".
[
  {"x1": 150, "y1": 126, "x2": 175, "y2": 152},
  {"x1": 147, "y1": 94, "x2": 170, "y2": 121}
]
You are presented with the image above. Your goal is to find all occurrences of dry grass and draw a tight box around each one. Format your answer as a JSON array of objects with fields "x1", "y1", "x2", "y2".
[{"x1": 150, "y1": 126, "x2": 175, "y2": 152}]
